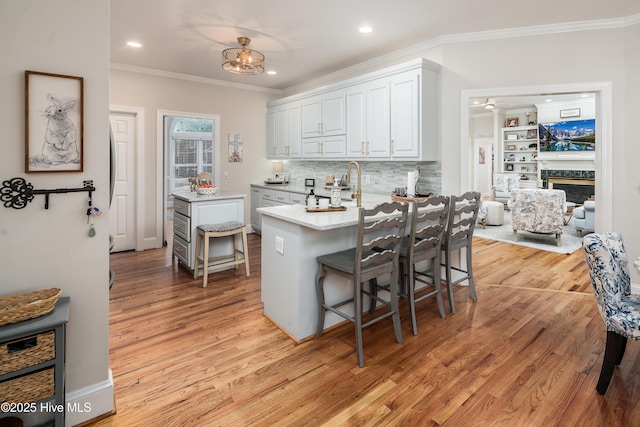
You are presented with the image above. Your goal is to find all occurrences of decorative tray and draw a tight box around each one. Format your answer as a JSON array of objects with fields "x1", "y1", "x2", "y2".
[
  {"x1": 306, "y1": 206, "x2": 347, "y2": 213},
  {"x1": 391, "y1": 192, "x2": 433, "y2": 203},
  {"x1": 264, "y1": 179, "x2": 289, "y2": 184}
]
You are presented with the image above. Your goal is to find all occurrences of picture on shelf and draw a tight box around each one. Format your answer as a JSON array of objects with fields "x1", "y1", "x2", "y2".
[
  {"x1": 520, "y1": 166, "x2": 528, "y2": 172},
  {"x1": 539, "y1": 119, "x2": 595, "y2": 152},
  {"x1": 507, "y1": 144, "x2": 516, "y2": 151},
  {"x1": 506, "y1": 163, "x2": 514, "y2": 171},
  {"x1": 526, "y1": 129, "x2": 537, "y2": 139},
  {"x1": 506, "y1": 117, "x2": 519, "y2": 127}
]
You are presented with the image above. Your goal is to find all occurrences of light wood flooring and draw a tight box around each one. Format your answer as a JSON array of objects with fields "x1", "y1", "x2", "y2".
[{"x1": 87, "y1": 230, "x2": 640, "y2": 427}]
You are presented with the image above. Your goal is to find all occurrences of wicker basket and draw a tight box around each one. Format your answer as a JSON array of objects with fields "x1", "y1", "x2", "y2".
[
  {"x1": 0, "y1": 288, "x2": 61, "y2": 327},
  {"x1": 0, "y1": 330, "x2": 56, "y2": 375},
  {"x1": 196, "y1": 186, "x2": 217, "y2": 196},
  {"x1": 0, "y1": 367, "x2": 54, "y2": 403}
]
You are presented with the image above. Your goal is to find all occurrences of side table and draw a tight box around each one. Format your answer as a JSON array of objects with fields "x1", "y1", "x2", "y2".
[{"x1": 0, "y1": 297, "x2": 70, "y2": 427}]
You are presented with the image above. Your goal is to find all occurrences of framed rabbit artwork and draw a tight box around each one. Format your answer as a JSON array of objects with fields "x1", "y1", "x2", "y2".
[{"x1": 25, "y1": 70, "x2": 84, "y2": 172}]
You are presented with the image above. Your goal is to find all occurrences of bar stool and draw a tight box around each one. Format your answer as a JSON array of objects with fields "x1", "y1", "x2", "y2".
[{"x1": 193, "y1": 221, "x2": 250, "y2": 288}]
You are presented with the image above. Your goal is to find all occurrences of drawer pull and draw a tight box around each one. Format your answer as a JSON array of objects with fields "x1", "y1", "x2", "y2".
[{"x1": 8, "y1": 337, "x2": 37, "y2": 353}]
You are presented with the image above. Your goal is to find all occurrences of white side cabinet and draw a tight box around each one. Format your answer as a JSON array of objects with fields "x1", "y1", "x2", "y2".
[{"x1": 172, "y1": 194, "x2": 245, "y2": 274}]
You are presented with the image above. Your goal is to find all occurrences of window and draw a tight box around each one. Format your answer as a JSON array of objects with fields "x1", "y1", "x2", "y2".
[{"x1": 166, "y1": 117, "x2": 214, "y2": 196}]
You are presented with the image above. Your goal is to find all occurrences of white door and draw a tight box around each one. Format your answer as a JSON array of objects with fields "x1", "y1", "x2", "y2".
[{"x1": 109, "y1": 112, "x2": 136, "y2": 252}]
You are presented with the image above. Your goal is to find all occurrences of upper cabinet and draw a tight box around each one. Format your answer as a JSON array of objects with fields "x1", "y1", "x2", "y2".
[
  {"x1": 267, "y1": 58, "x2": 440, "y2": 161},
  {"x1": 301, "y1": 90, "x2": 346, "y2": 138},
  {"x1": 266, "y1": 101, "x2": 302, "y2": 159},
  {"x1": 346, "y1": 80, "x2": 391, "y2": 158}
]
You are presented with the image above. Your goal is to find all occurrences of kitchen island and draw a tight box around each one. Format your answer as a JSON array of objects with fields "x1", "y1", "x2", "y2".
[
  {"x1": 172, "y1": 191, "x2": 246, "y2": 275},
  {"x1": 258, "y1": 195, "x2": 393, "y2": 342}
]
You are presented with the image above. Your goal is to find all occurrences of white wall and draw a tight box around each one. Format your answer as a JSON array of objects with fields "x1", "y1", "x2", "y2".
[
  {"x1": 110, "y1": 70, "x2": 279, "y2": 247},
  {"x1": 0, "y1": 0, "x2": 112, "y2": 425}
]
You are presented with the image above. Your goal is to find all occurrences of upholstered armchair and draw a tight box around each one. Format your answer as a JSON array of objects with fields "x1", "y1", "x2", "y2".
[
  {"x1": 573, "y1": 200, "x2": 595, "y2": 236},
  {"x1": 583, "y1": 232, "x2": 640, "y2": 394},
  {"x1": 493, "y1": 173, "x2": 520, "y2": 204},
  {"x1": 507, "y1": 189, "x2": 566, "y2": 246}
]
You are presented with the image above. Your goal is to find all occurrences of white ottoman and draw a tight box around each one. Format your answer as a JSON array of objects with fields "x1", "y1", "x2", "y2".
[{"x1": 482, "y1": 200, "x2": 504, "y2": 226}]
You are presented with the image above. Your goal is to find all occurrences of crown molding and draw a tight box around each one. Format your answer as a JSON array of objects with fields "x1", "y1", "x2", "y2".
[
  {"x1": 283, "y1": 13, "x2": 640, "y2": 94},
  {"x1": 110, "y1": 63, "x2": 282, "y2": 95}
]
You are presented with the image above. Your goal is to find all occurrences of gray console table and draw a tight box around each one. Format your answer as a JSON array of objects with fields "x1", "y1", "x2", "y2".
[{"x1": 0, "y1": 297, "x2": 70, "y2": 427}]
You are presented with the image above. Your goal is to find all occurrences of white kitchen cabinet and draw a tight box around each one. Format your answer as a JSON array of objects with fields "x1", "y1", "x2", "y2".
[
  {"x1": 346, "y1": 80, "x2": 390, "y2": 158},
  {"x1": 302, "y1": 135, "x2": 346, "y2": 158},
  {"x1": 267, "y1": 102, "x2": 302, "y2": 159},
  {"x1": 266, "y1": 58, "x2": 441, "y2": 162},
  {"x1": 301, "y1": 91, "x2": 346, "y2": 138},
  {"x1": 251, "y1": 187, "x2": 262, "y2": 233}
]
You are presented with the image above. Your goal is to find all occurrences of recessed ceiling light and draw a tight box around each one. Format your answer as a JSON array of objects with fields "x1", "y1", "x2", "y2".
[
  {"x1": 126, "y1": 41, "x2": 142, "y2": 48},
  {"x1": 359, "y1": 26, "x2": 373, "y2": 34},
  {"x1": 267, "y1": 71, "x2": 277, "y2": 75},
  {"x1": 545, "y1": 98, "x2": 553, "y2": 102}
]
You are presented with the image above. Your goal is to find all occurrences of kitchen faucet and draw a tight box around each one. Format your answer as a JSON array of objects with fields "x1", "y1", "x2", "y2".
[{"x1": 346, "y1": 161, "x2": 362, "y2": 207}]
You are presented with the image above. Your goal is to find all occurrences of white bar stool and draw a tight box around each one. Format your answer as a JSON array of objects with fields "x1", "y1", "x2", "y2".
[{"x1": 193, "y1": 221, "x2": 250, "y2": 288}]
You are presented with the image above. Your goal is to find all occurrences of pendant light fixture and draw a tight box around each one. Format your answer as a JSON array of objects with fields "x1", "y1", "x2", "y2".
[{"x1": 222, "y1": 37, "x2": 265, "y2": 75}]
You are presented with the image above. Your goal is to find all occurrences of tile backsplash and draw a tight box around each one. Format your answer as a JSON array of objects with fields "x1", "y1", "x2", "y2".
[{"x1": 282, "y1": 161, "x2": 441, "y2": 196}]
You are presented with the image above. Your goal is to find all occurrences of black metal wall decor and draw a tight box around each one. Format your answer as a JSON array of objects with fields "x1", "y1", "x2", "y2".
[{"x1": 0, "y1": 177, "x2": 95, "y2": 209}]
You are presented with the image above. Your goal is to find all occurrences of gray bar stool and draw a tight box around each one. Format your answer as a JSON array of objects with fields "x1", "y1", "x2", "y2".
[{"x1": 194, "y1": 221, "x2": 250, "y2": 288}]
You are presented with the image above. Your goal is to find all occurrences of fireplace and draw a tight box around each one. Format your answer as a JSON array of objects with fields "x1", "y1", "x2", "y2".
[{"x1": 541, "y1": 169, "x2": 595, "y2": 205}]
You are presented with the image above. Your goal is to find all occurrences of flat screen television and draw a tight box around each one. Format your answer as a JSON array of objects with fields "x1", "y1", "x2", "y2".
[{"x1": 539, "y1": 119, "x2": 595, "y2": 152}]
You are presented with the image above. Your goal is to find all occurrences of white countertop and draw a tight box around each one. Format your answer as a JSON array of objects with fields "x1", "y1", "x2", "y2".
[
  {"x1": 172, "y1": 191, "x2": 246, "y2": 202},
  {"x1": 257, "y1": 193, "x2": 396, "y2": 231}
]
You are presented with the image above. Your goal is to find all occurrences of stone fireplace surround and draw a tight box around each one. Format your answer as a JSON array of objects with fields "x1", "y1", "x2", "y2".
[{"x1": 541, "y1": 169, "x2": 595, "y2": 205}]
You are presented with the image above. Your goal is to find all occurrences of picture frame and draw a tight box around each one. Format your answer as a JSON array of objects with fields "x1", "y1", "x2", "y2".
[
  {"x1": 506, "y1": 117, "x2": 519, "y2": 127},
  {"x1": 506, "y1": 163, "x2": 514, "y2": 171},
  {"x1": 25, "y1": 70, "x2": 84, "y2": 173},
  {"x1": 560, "y1": 108, "x2": 581, "y2": 119},
  {"x1": 526, "y1": 129, "x2": 537, "y2": 139},
  {"x1": 507, "y1": 144, "x2": 516, "y2": 151},
  {"x1": 520, "y1": 166, "x2": 528, "y2": 172}
]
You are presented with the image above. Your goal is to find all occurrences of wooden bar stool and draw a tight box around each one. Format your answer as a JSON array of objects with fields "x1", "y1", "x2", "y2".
[{"x1": 193, "y1": 221, "x2": 250, "y2": 288}]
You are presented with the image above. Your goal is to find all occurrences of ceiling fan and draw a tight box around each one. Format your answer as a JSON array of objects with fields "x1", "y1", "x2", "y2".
[{"x1": 470, "y1": 98, "x2": 516, "y2": 110}]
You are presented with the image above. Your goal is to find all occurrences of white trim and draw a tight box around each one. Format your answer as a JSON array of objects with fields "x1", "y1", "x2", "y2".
[
  {"x1": 111, "y1": 62, "x2": 281, "y2": 95},
  {"x1": 461, "y1": 82, "x2": 613, "y2": 233},
  {"x1": 109, "y1": 105, "x2": 146, "y2": 251},
  {"x1": 157, "y1": 110, "x2": 221, "y2": 245},
  {"x1": 64, "y1": 370, "x2": 114, "y2": 427},
  {"x1": 283, "y1": 14, "x2": 640, "y2": 95}
]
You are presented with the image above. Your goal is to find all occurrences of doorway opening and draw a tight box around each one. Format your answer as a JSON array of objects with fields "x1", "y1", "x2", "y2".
[
  {"x1": 461, "y1": 82, "x2": 612, "y2": 233},
  {"x1": 158, "y1": 110, "x2": 221, "y2": 246}
]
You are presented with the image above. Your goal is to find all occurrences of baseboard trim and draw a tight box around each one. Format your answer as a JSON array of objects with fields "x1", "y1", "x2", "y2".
[{"x1": 65, "y1": 369, "x2": 115, "y2": 427}]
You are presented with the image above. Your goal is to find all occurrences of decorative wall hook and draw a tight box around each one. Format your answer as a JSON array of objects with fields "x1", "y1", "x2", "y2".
[{"x1": 1, "y1": 177, "x2": 96, "y2": 209}]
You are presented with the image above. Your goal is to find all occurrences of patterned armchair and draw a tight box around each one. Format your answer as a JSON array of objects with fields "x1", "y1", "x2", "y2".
[
  {"x1": 583, "y1": 232, "x2": 640, "y2": 394},
  {"x1": 507, "y1": 189, "x2": 566, "y2": 246},
  {"x1": 493, "y1": 173, "x2": 520, "y2": 204}
]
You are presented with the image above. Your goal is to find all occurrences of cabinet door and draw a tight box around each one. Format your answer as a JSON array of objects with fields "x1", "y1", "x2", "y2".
[
  {"x1": 390, "y1": 71, "x2": 420, "y2": 158},
  {"x1": 366, "y1": 81, "x2": 391, "y2": 158},
  {"x1": 275, "y1": 107, "x2": 288, "y2": 157},
  {"x1": 301, "y1": 96, "x2": 323, "y2": 138},
  {"x1": 320, "y1": 135, "x2": 346, "y2": 158},
  {"x1": 346, "y1": 85, "x2": 367, "y2": 158},
  {"x1": 321, "y1": 92, "x2": 346, "y2": 136},
  {"x1": 287, "y1": 103, "x2": 302, "y2": 158},
  {"x1": 251, "y1": 188, "x2": 262, "y2": 232},
  {"x1": 266, "y1": 108, "x2": 278, "y2": 158}
]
